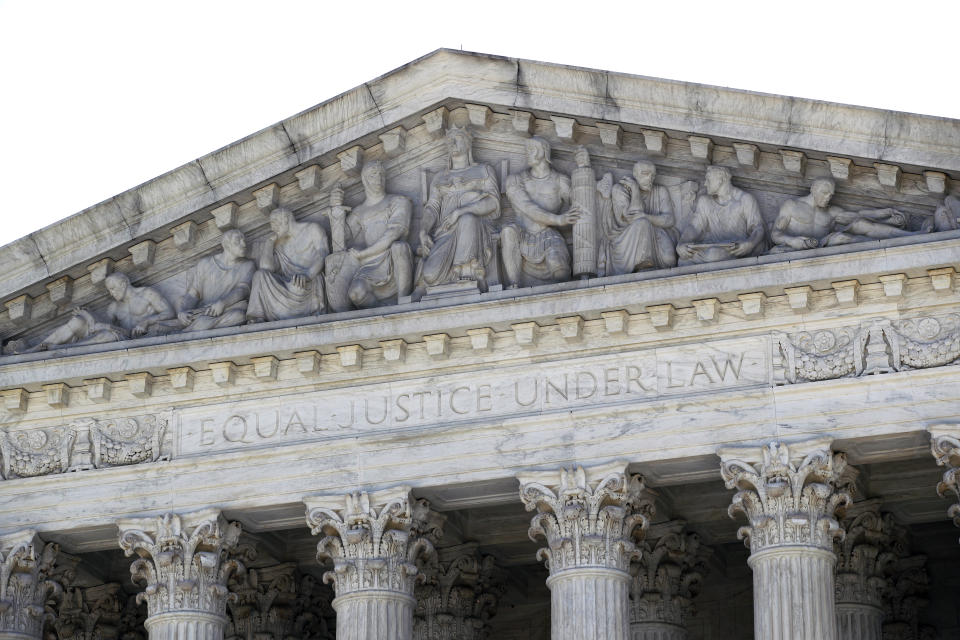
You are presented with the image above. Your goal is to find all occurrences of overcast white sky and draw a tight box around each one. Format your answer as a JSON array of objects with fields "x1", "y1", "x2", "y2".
[{"x1": 0, "y1": 0, "x2": 956, "y2": 248}]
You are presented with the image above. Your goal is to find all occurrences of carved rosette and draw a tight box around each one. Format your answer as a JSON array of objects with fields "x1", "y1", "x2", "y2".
[
  {"x1": 888, "y1": 314, "x2": 960, "y2": 370},
  {"x1": 775, "y1": 327, "x2": 863, "y2": 383},
  {"x1": 0, "y1": 530, "x2": 59, "y2": 640},
  {"x1": 518, "y1": 463, "x2": 652, "y2": 576},
  {"x1": 630, "y1": 526, "x2": 710, "y2": 636},
  {"x1": 720, "y1": 438, "x2": 850, "y2": 553},
  {"x1": 116, "y1": 509, "x2": 244, "y2": 634},
  {"x1": 929, "y1": 426, "x2": 960, "y2": 532},
  {"x1": 414, "y1": 543, "x2": 505, "y2": 640}
]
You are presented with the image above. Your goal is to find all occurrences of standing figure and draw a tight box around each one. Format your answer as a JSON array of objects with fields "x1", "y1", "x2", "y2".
[
  {"x1": 174, "y1": 229, "x2": 256, "y2": 332},
  {"x1": 770, "y1": 178, "x2": 915, "y2": 253},
  {"x1": 596, "y1": 160, "x2": 677, "y2": 276},
  {"x1": 416, "y1": 126, "x2": 501, "y2": 291},
  {"x1": 502, "y1": 136, "x2": 582, "y2": 288},
  {"x1": 325, "y1": 161, "x2": 413, "y2": 310},
  {"x1": 247, "y1": 208, "x2": 329, "y2": 322},
  {"x1": 677, "y1": 166, "x2": 765, "y2": 265},
  {"x1": 11, "y1": 272, "x2": 174, "y2": 353}
]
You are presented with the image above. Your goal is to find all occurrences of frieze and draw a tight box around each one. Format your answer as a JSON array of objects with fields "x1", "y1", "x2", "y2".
[
  {"x1": 0, "y1": 426, "x2": 75, "y2": 479},
  {"x1": 1, "y1": 103, "x2": 956, "y2": 358},
  {"x1": 176, "y1": 337, "x2": 768, "y2": 456}
]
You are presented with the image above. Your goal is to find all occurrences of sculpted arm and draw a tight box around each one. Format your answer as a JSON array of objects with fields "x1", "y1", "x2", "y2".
[
  {"x1": 646, "y1": 186, "x2": 676, "y2": 229},
  {"x1": 306, "y1": 226, "x2": 329, "y2": 281},
  {"x1": 451, "y1": 166, "x2": 500, "y2": 223},
  {"x1": 734, "y1": 194, "x2": 766, "y2": 256},
  {"x1": 134, "y1": 288, "x2": 175, "y2": 334},
  {"x1": 355, "y1": 197, "x2": 411, "y2": 261},
  {"x1": 677, "y1": 201, "x2": 707, "y2": 255}
]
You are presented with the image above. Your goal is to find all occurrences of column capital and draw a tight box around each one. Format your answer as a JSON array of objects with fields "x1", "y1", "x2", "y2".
[
  {"x1": 929, "y1": 425, "x2": 960, "y2": 530},
  {"x1": 517, "y1": 460, "x2": 653, "y2": 575},
  {"x1": 0, "y1": 530, "x2": 60, "y2": 640},
  {"x1": 116, "y1": 508, "x2": 244, "y2": 620},
  {"x1": 631, "y1": 522, "x2": 711, "y2": 631},
  {"x1": 719, "y1": 438, "x2": 851, "y2": 553},
  {"x1": 304, "y1": 486, "x2": 442, "y2": 598},
  {"x1": 835, "y1": 500, "x2": 897, "y2": 608}
]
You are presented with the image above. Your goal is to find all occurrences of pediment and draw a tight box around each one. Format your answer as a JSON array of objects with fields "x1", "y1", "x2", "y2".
[{"x1": 1, "y1": 49, "x2": 959, "y2": 363}]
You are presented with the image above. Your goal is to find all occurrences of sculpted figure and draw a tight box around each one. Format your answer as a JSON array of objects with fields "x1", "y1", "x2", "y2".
[
  {"x1": 677, "y1": 165, "x2": 765, "y2": 264},
  {"x1": 596, "y1": 160, "x2": 678, "y2": 276},
  {"x1": 247, "y1": 208, "x2": 329, "y2": 322},
  {"x1": 173, "y1": 229, "x2": 256, "y2": 332},
  {"x1": 11, "y1": 272, "x2": 174, "y2": 353},
  {"x1": 933, "y1": 194, "x2": 960, "y2": 232},
  {"x1": 416, "y1": 126, "x2": 501, "y2": 291},
  {"x1": 325, "y1": 161, "x2": 413, "y2": 310},
  {"x1": 502, "y1": 136, "x2": 583, "y2": 288},
  {"x1": 771, "y1": 178, "x2": 915, "y2": 253}
]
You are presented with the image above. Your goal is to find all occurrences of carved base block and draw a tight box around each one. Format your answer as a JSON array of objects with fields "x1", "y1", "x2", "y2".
[
  {"x1": 333, "y1": 590, "x2": 415, "y2": 640},
  {"x1": 546, "y1": 567, "x2": 631, "y2": 640},
  {"x1": 836, "y1": 603, "x2": 883, "y2": 640},
  {"x1": 144, "y1": 610, "x2": 226, "y2": 640},
  {"x1": 0, "y1": 632, "x2": 44, "y2": 640},
  {"x1": 630, "y1": 622, "x2": 688, "y2": 640},
  {"x1": 748, "y1": 546, "x2": 838, "y2": 640}
]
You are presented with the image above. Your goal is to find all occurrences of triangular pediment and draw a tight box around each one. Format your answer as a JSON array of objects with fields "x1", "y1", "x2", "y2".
[{"x1": 1, "y1": 49, "x2": 959, "y2": 359}]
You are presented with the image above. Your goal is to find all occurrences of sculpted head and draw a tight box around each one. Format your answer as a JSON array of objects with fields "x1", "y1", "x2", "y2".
[
  {"x1": 704, "y1": 165, "x2": 732, "y2": 196},
  {"x1": 445, "y1": 126, "x2": 474, "y2": 164},
  {"x1": 811, "y1": 178, "x2": 836, "y2": 208},
  {"x1": 221, "y1": 229, "x2": 246, "y2": 258},
  {"x1": 632, "y1": 161, "x2": 657, "y2": 191},
  {"x1": 524, "y1": 136, "x2": 552, "y2": 166},
  {"x1": 269, "y1": 208, "x2": 296, "y2": 237},
  {"x1": 104, "y1": 272, "x2": 130, "y2": 301},
  {"x1": 360, "y1": 160, "x2": 386, "y2": 195}
]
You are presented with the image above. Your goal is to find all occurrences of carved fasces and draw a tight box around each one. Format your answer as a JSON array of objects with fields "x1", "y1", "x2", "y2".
[
  {"x1": 929, "y1": 426, "x2": 960, "y2": 531},
  {"x1": 414, "y1": 543, "x2": 506, "y2": 640},
  {"x1": 116, "y1": 509, "x2": 244, "y2": 619},
  {"x1": 630, "y1": 524, "x2": 711, "y2": 629},
  {"x1": 304, "y1": 487, "x2": 442, "y2": 598},
  {"x1": 719, "y1": 438, "x2": 851, "y2": 552},
  {"x1": 517, "y1": 461, "x2": 653, "y2": 574},
  {"x1": 0, "y1": 530, "x2": 59, "y2": 639}
]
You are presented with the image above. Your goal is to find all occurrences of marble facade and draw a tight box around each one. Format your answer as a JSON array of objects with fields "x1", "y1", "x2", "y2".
[{"x1": 0, "y1": 49, "x2": 959, "y2": 639}]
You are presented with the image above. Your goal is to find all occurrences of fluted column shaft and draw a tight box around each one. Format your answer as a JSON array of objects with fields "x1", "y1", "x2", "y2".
[
  {"x1": 547, "y1": 567, "x2": 631, "y2": 640},
  {"x1": 629, "y1": 622, "x2": 687, "y2": 640},
  {"x1": 518, "y1": 461, "x2": 653, "y2": 640},
  {"x1": 835, "y1": 603, "x2": 883, "y2": 640},
  {"x1": 305, "y1": 487, "x2": 441, "y2": 640},
  {"x1": 749, "y1": 547, "x2": 838, "y2": 640},
  {"x1": 117, "y1": 509, "x2": 243, "y2": 640},
  {"x1": 720, "y1": 438, "x2": 851, "y2": 640}
]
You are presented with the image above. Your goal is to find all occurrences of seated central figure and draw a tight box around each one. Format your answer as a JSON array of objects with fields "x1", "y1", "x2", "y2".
[
  {"x1": 247, "y1": 208, "x2": 329, "y2": 322},
  {"x1": 502, "y1": 136, "x2": 582, "y2": 288},
  {"x1": 677, "y1": 166, "x2": 765, "y2": 265},
  {"x1": 416, "y1": 126, "x2": 501, "y2": 292}
]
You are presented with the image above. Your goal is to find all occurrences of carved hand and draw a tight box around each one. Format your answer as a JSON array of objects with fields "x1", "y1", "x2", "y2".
[
  {"x1": 417, "y1": 230, "x2": 434, "y2": 257},
  {"x1": 729, "y1": 241, "x2": 752, "y2": 258},
  {"x1": 574, "y1": 146, "x2": 591, "y2": 168},
  {"x1": 792, "y1": 236, "x2": 819, "y2": 250},
  {"x1": 132, "y1": 323, "x2": 148, "y2": 337},
  {"x1": 177, "y1": 310, "x2": 193, "y2": 326},
  {"x1": 291, "y1": 274, "x2": 309, "y2": 291},
  {"x1": 676, "y1": 243, "x2": 696, "y2": 259},
  {"x1": 205, "y1": 300, "x2": 226, "y2": 317},
  {"x1": 559, "y1": 205, "x2": 583, "y2": 226}
]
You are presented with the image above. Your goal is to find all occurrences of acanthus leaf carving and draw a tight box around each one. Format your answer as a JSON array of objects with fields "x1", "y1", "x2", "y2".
[
  {"x1": 834, "y1": 501, "x2": 897, "y2": 609},
  {"x1": 304, "y1": 487, "x2": 441, "y2": 598},
  {"x1": 929, "y1": 426, "x2": 960, "y2": 532},
  {"x1": 517, "y1": 462, "x2": 653, "y2": 575},
  {"x1": 0, "y1": 530, "x2": 60, "y2": 639},
  {"x1": 116, "y1": 509, "x2": 244, "y2": 620},
  {"x1": 719, "y1": 439, "x2": 851, "y2": 552}
]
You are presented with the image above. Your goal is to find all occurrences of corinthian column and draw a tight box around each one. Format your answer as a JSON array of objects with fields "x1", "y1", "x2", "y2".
[
  {"x1": 304, "y1": 487, "x2": 442, "y2": 640},
  {"x1": 719, "y1": 438, "x2": 851, "y2": 640},
  {"x1": 834, "y1": 501, "x2": 895, "y2": 640},
  {"x1": 517, "y1": 461, "x2": 653, "y2": 640},
  {"x1": 117, "y1": 509, "x2": 244, "y2": 640},
  {"x1": 630, "y1": 523, "x2": 711, "y2": 640},
  {"x1": 414, "y1": 542, "x2": 505, "y2": 640},
  {"x1": 0, "y1": 531, "x2": 59, "y2": 640},
  {"x1": 929, "y1": 425, "x2": 960, "y2": 536}
]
